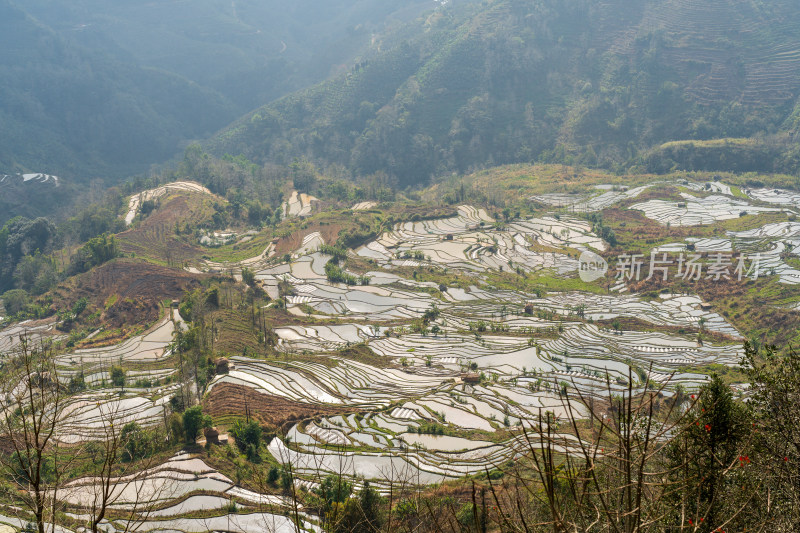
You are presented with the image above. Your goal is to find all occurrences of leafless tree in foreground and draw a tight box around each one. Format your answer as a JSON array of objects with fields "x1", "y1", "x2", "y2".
[
  {"x1": 75, "y1": 399, "x2": 174, "y2": 533},
  {"x1": 0, "y1": 337, "x2": 69, "y2": 533},
  {"x1": 480, "y1": 368, "x2": 759, "y2": 532}
]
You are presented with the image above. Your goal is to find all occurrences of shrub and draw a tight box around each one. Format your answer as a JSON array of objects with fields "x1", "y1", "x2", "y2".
[
  {"x1": 121, "y1": 422, "x2": 152, "y2": 461},
  {"x1": 267, "y1": 466, "x2": 280, "y2": 486},
  {"x1": 182, "y1": 406, "x2": 212, "y2": 443},
  {"x1": 68, "y1": 372, "x2": 86, "y2": 393},
  {"x1": 241, "y1": 267, "x2": 256, "y2": 286},
  {"x1": 204, "y1": 287, "x2": 220, "y2": 308},
  {"x1": 110, "y1": 366, "x2": 125, "y2": 388},
  {"x1": 169, "y1": 394, "x2": 186, "y2": 413},
  {"x1": 72, "y1": 297, "x2": 89, "y2": 316},
  {"x1": 2, "y1": 289, "x2": 30, "y2": 316},
  {"x1": 230, "y1": 419, "x2": 262, "y2": 455}
]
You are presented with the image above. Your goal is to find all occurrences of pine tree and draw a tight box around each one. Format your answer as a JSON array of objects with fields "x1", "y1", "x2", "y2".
[{"x1": 668, "y1": 374, "x2": 749, "y2": 530}]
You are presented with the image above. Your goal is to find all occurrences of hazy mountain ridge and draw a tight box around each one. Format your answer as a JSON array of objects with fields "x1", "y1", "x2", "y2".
[
  {"x1": 209, "y1": 0, "x2": 800, "y2": 186},
  {"x1": 0, "y1": 0, "x2": 437, "y2": 180},
  {"x1": 0, "y1": 0, "x2": 235, "y2": 178}
]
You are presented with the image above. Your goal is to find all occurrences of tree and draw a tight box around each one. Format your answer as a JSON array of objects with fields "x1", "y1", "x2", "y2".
[
  {"x1": 230, "y1": 418, "x2": 262, "y2": 456},
  {"x1": 182, "y1": 406, "x2": 211, "y2": 443},
  {"x1": 315, "y1": 474, "x2": 353, "y2": 528},
  {"x1": 742, "y1": 341, "x2": 800, "y2": 527},
  {"x1": 353, "y1": 481, "x2": 385, "y2": 533},
  {"x1": 247, "y1": 202, "x2": 268, "y2": 225},
  {"x1": 2, "y1": 288, "x2": 30, "y2": 315},
  {"x1": 290, "y1": 158, "x2": 318, "y2": 193},
  {"x1": 0, "y1": 217, "x2": 56, "y2": 293},
  {"x1": 241, "y1": 267, "x2": 256, "y2": 287},
  {"x1": 68, "y1": 371, "x2": 86, "y2": 393},
  {"x1": 72, "y1": 297, "x2": 89, "y2": 316},
  {"x1": 69, "y1": 234, "x2": 119, "y2": 275},
  {"x1": 481, "y1": 367, "x2": 745, "y2": 532},
  {"x1": 318, "y1": 479, "x2": 385, "y2": 533},
  {"x1": 120, "y1": 422, "x2": 149, "y2": 462},
  {"x1": 204, "y1": 287, "x2": 220, "y2": 308},
  {"x1": 667, "y1": 374, "x2": 750, "y2": 530},
  {"x1": 0, "y1": 339, "x2": 69, "y2": 533},
  {"x1": 110, "y1": 366, "x2": 126, "y2": 388},
  {"x1": 13, "y1": 252, "x2": 57, "y2": 295},
  {"x1": 267, "y1": 466, "x2": 280, "y2": 486}
]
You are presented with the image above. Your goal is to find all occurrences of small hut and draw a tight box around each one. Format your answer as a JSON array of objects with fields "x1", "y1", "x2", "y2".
[
  {"x1": 204, "y1": 426, "x2": 220, "y2": 445},
  {"x1": 216, "y1": 358, "x2": 233, "y2": 374},
  {"x1": 461, "y1": 372, "x2": 481, "y2": 384}
]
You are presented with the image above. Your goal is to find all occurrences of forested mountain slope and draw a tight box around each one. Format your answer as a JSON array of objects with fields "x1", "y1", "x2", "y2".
[
  {"x1": 0, "y1": 0, "x2": 435, "y2": 179},
  {"x1": 0, "y1": 0, "x2": 233, "y2": 178},
  {"x1": 210, "y1": 0, "x2": 800, "y2": 186}
]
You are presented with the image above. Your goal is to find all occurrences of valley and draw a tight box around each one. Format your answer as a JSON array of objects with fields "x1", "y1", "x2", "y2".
[
  {"x1": 3, "y1": 0, "x2": 800, "y2": 529},
  {"x1": 2, "y1": 167, "x2": 797, "y2": 531}
]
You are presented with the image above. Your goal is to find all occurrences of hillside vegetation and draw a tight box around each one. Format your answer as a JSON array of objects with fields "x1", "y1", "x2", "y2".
[
  {"x1": 0, "y1": 0, "x2": 434, "y2": 180},
  {"x1": 6, "y1": 2, "x2": 800, "y2": 532},
  {"x1": 210, "y1": 0, "x2": 800, "y2": 185}
]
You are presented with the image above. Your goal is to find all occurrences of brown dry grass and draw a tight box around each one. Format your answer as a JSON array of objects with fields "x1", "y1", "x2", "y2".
[
  {"x1": 204, "y1": 383, "x2": 357, "y2": 430},
  {"x1": 118, "y1": 193, "x2": 213, "y2": 265},
  {"x1": 274, "y1": 222, "x2": 345, "y2": 255},
  {"x1": 49, "y1": 258, "x2": 204, "y2": 330}
]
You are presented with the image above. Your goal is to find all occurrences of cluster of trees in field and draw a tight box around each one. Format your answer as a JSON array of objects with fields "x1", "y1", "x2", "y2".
[{"x1": 0, "y1": 188, "x2": 125, "y2": 317}]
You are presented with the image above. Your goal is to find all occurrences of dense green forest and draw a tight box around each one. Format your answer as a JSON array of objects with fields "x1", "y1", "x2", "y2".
[
  {"x1": 4, "y1": 0, "x2": 800, "y2": 194},
  {"x1": 0, "y1": 0, "x2": 232, "y2": 178},
  {"x1": 0, "y1": 0, "x2": 435, "y2": 180},
  {"x1": 210, "y1": 0, "x2": 800, "y2": 186}
]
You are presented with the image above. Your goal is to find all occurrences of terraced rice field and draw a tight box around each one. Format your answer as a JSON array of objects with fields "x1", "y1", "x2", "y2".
[
  {"x1": 0, "y1": 310, "x2": 190, "y2": 446},
  {"x1": 12, "y1": 176, "x2": 800, "y2": 531},
  {"x1": 355, "y1": 205, "x2": 596, "y2": 274},
  {"x1": 199, "y1": 229, "x2": 259, "y2": 247},
  {"x1": 57, "y1": 392, "x2": 175, "y2": 443},
  {"x1": 0, "y1": 317, "x2": 61, "y2": 353},
  {"x1": 532, "y1": 184, "x2": 652, "y2": 212},
  {"x1": 199, "y1": 182, "x2": 799, "y2": 480},
  {"x1": 282, "y1": 190, "x2": 318, "y2": 218},
  {"x1": 351, "y1": 201, "x2": 377, "y2": 211},
  {"x1": 56, "y1": 309, "x2": 185, "y2": 368},
  {"x1": 124, "y1": 182, "x2": 212, "y2": 226},
  {"x1": 56, "y1": 452, "x2": 311, "y2": 533},
  {"x1": 170, "y1": 180, "x2": 789, "y2": 489},
  {"x1": 728, "y1": 224, "x2": 800, "y2": 284},
  {"x1": 747, "y1": 187, "x2": 800, "y2": 209},
  {"x1": 631, "y1": 193, "x2": 784, "y2": 226}
]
